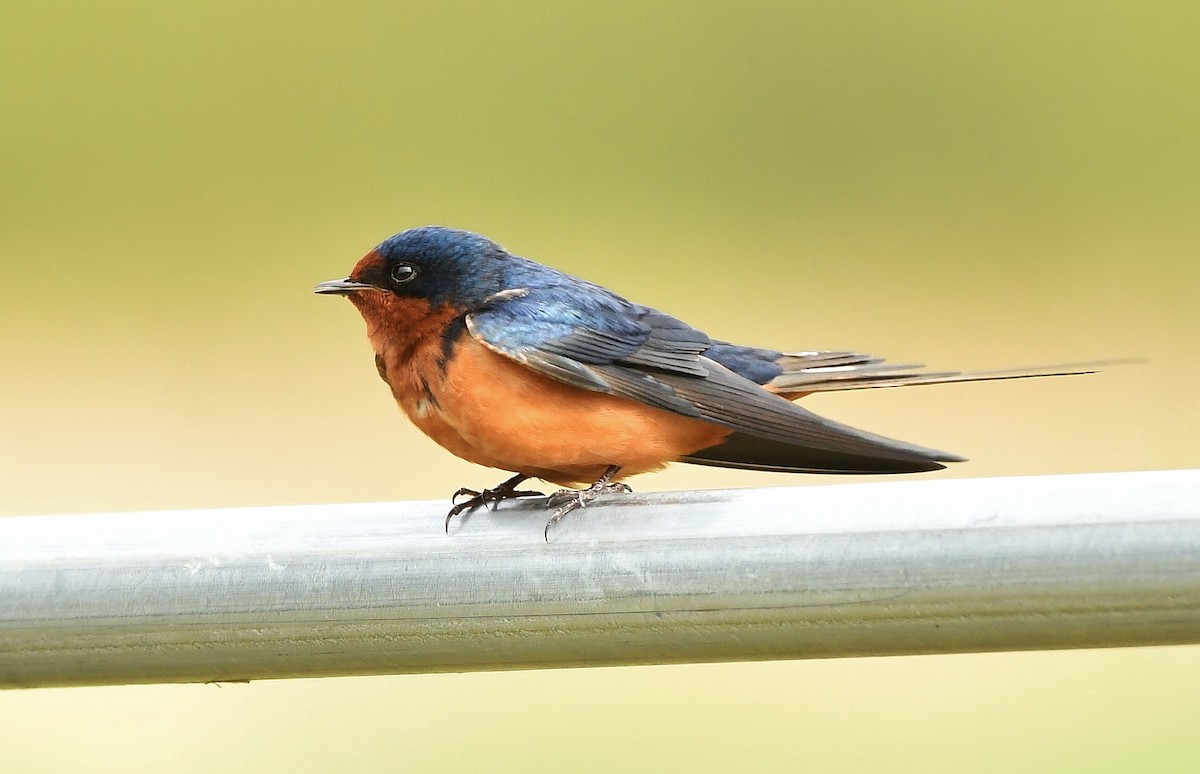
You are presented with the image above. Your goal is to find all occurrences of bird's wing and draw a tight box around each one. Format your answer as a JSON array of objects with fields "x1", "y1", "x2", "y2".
[{"x1": 465, "y1": 287, "x2": 959, "y2": 473}]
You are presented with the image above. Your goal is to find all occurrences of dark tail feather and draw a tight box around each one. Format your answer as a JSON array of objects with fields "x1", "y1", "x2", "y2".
[
  {"x1": 681, "y1": 431, "x2": 964, "y2": 474},
  {"x1": 647, "y1": 360, "x2": 967, "y2": 474},
  {"x1": 768, "y1": 358, "x2": 1139, "y2": 395},
  {"x1": 680, "y1": 353, "x2": 1136, "y2": 474}
]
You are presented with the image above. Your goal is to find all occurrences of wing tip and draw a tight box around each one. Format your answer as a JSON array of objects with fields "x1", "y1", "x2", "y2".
[{"x1": 680, "y1": 432, "x2": 967, "y2": 475}]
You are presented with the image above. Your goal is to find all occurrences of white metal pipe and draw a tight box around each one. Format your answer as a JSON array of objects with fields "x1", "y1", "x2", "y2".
[{"x1": 1, "y1": 469, "x2": 1198, "y2": 689}]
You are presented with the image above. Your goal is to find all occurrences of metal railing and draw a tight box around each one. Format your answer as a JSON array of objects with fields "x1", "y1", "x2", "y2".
[{"x1": 1, "y1": 469, "x2": 1198, "y2": 688}]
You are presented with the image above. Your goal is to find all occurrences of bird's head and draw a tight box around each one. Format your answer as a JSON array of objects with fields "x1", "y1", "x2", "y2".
[{"x1": 315, "y1": 226, "x2": 510, "y2": 309}]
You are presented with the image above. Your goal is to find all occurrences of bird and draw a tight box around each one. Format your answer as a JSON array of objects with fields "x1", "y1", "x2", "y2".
[{"x1": 316, "y1": 226, "x2": 1101, "y2": 538}]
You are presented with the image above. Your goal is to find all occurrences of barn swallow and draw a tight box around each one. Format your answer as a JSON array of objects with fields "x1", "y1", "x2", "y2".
[{"x1": 317, "y1": 226, "x2": 1100, "y2": 538}]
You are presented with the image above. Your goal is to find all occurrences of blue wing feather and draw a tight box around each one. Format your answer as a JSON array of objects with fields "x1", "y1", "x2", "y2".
[
  {"x1": 465, "y1": 286, "x2": 960, "y2": 472},
  {"x1": 469, "y1": 285, "x2": 711, "y2": 375}
]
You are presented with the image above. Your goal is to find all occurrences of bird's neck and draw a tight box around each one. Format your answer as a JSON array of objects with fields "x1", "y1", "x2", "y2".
[{"x1": 350, "y1": 292, "x2": 464, "y2": 368}]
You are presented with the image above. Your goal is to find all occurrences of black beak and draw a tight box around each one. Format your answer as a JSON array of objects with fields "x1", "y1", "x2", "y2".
[{"x1": 314, "y1": 278, "x2": 374, "y2": 295}]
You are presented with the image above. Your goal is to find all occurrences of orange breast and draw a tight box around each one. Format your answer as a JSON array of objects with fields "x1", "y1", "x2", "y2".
[
  {"x1": 430, "y1": 338, "x2": 731, "y2": 485},
  {"x1": 365, "y1": 308, "x2": 729, "y2": 485}
]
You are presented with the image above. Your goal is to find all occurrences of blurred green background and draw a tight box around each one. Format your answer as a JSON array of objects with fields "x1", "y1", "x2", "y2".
[{"x1": 2, "y1": 1, "x2": 1198, "y2": 771}]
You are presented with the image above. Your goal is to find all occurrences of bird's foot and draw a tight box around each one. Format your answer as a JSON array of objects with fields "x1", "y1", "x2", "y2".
[
  {"x1": 543, "y1": 465, "x2": 629, "y2": 540},
  {"x1": 544, "y1": 482, "x2": 632, "y2": 511},
  {"x1": 446, "y1": 473, "x2": 544, "y2": 531}
]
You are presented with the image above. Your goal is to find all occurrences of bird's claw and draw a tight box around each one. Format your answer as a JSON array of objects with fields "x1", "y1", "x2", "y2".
[
  {"x1": 445, "y1": 476, "x2": 544, "y2": 532},
  {"x1": 542, "y1": 478, "x2": 632, "y2": 541},
  {"x1": 544, "y1": 483, "x2": 631, "y2": 510},
  {"x1": 451, "y1": 487, "x2": 482, "y2": 505}
]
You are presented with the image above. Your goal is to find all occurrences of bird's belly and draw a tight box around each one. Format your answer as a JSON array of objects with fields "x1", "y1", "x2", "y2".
[{"x1": 390, "y1": 337, "x2": 729, "y2": 486}]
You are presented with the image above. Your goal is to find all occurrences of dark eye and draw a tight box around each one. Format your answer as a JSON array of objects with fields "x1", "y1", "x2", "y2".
[{"x1": 390, "y1": 263, "x2": 418, "y2": 284}]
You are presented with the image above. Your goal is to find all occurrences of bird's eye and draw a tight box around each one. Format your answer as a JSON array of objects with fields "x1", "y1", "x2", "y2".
[{"x1": 390, "y1": 263, "x2": 418, "y2": 284}]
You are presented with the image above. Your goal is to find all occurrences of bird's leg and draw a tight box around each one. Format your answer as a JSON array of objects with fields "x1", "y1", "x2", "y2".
[
  {"x1": 544, "y1": 465, "x2": 631, "y2": 539},
  {"x1": 446, "y1": 473, "x2": 544, "y2": 531}
]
